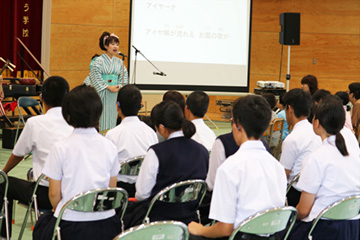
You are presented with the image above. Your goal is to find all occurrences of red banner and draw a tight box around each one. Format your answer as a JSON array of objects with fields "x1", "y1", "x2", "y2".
[{"x1": 0, "y1": 0, "x2": 43, "y2": 77}]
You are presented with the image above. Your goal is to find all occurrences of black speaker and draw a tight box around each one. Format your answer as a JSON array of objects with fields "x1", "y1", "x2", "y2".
[{"x1": 279, "y1": 13, "x2": 300, "y2": 45}]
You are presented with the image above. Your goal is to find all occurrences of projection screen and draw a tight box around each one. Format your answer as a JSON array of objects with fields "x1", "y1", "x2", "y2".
[{"x1": 128, "y1": 0, "x2": 252, "y2": 92}]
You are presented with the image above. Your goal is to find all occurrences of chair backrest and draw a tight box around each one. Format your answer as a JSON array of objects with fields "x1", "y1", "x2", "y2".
[
  {"x1": 308, "y1": 195, "x2": 360, "y2": 239},
  {"x1": 114, "y1": 221, "x2": 189, "y2": 240},
  {"x1": 228, "y1": 206, "x2": 297, "y2": 240},
  {"x1": 268, "y1": 118, "x2": 284, "y2": 147},
  {"x1": 119, "y1": 156, "x2": 145, "y2": 176},
  {"x1": 18, "y1": 97, "x2": 41, "y2": 108},
  {"x1": 143, "y1": 179, "x2": 207, "y2": 223},
  {"x1": 286, "y1": 174, "x2": 300, "y2": 194},
  {"x1": 52, "y1": 187, "x2": 128, "y2": 240}
]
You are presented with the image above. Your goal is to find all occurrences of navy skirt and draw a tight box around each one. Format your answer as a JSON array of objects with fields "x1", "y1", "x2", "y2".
[
  {"x1": 33, "y1": 212, "x2": 122, "y2": 240},
  {"x1": 286, "y1": 219, "x2": 360, "y2": 240}
]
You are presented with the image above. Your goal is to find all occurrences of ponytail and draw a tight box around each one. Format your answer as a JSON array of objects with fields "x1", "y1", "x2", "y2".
[
  {"x1": 335, "y1": 132, "x2": 349, "y2": 156},
  {"x1": 182, "y1": 119, "x2": 195, "y2": 138}
]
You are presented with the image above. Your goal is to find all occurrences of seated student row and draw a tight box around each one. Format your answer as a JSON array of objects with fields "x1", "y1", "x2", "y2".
[
  {"x1": 0, "y1": 78, "x2": 214, "y2": 239},
  {"x1": 0, "y1": 77, "x2": 358, "y2": 240}
]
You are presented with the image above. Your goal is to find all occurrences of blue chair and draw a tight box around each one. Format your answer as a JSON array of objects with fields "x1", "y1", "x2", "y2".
[{"x1": 14, "y1": 97, "x2": 42, "y2": 145}]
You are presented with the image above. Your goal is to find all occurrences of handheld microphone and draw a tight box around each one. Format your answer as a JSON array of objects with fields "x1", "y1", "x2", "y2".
[
  {"x1": 117, "y1": 52, "x2": 127, "y2": 58},
  {"x1": 153, "y1": 72, "x2": 167, "y2": 76}
]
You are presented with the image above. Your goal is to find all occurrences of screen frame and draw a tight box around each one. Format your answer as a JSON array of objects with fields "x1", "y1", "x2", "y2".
[{"x1": 127, "y1": 0, "x2": 253, "y2": 93}]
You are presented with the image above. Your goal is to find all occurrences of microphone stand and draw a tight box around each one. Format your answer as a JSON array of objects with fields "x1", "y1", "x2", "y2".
[{"x1": 131, "y1": 45, "x2": 166, "y2": 84}]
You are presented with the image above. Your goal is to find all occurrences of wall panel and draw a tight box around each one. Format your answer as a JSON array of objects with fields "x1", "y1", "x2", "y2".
[{"x1": 49, "y1": 0, "x2": 360, "y2": 97}]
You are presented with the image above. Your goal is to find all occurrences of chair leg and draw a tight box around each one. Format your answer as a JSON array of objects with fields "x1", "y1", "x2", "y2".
[
  {"x1": 4, "y1": 197, "x2": 9, "y2": 240},
  {"x1": 197, "y1": 210, "x2": 201, "y2": 224},
  {"x1": 18, "y1": 203, "x2": 33, "y2": 240}
]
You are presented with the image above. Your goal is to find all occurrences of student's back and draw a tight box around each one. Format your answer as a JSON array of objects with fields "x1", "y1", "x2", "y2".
[
  {"x1": 298, "y1": 134, "x2": 360, "y2": 222},
  {"x1": 211, "y1": 140, "x2": 286, "y2": 227}
]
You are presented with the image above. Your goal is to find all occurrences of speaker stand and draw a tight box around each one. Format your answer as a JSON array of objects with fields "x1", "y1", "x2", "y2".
[{"x1": 286, "y1": 45, "x2": 291, "y2": 92}]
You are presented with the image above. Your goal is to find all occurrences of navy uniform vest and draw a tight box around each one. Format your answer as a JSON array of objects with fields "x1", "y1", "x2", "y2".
[
  {"x1": 148, "y1": 136, "x2": 209, "y2": 223},
  {"x1": 218, "y1": 132, "x2": 271, "y2": 157}
]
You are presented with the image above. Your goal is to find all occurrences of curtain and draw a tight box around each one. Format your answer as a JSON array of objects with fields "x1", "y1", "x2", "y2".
[{"x1": 0, "y1": 0, "x2": 43, "y2": 77}]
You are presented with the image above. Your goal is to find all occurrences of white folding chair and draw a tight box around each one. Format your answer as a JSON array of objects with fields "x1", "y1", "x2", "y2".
[
  {"x1": 52, "y1": 187, "x2": 128, "y2": 240},
  {"x1": 143, "y1": 179, "x2": 207, "y2": 224},
  {"x1": 113, "y1": 221, "x2": 189, "y2": 240},
  {"x1": 0, "y1": 170, "x2": 10, "y2": 240},
  {"x1": 308, "y1": 194, "x2": 360, "y2": 240},
  {"x1": 229, "y1": 206, "x2": 297, "y2": 240}
]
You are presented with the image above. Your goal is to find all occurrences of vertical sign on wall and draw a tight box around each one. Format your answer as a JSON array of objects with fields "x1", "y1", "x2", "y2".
[{"x1": 0, "y1": 0, "x2": 43, "y2": 77}]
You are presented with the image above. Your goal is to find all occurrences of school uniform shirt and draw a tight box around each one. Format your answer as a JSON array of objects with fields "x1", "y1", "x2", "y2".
[
  {"x1": 340, "y1": 126, "x2": 359, "y2": 154},
  {"x1": 209, "y1": 140, "x2": 287, "y2": 229},
  {"x1": 297, "y1": 135, "x2": 360, "y2": 222},
  {"x1": 43, "y1": 128, "x2": 119, "y2": 221},
  {"x1": 280, "y1": 119, "x2": 322, "y2": 188},
  {"x1": 205, "y1": 133, "x2": 239, "y2": 191},
  {"x1": 191, "y1": 118, "x2": 216, "y2": 151},
  {"x1": 105, "y1": 116, "x2": 158, "y2": 183},
  {"x1": 206, "y1": 139, "x2": 227, "y2": 192},
  {"x1": 12, "y1": 107, "x2": 73, "y2": 186}
]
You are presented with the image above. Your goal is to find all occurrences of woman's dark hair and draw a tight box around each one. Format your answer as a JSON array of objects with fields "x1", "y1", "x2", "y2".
[
  {"x1": 313, "y1": 95, "x2": 348, "y2": 156},
  {"x1": 99, "y1": 31, "x2": 119, "y2": 51},
  {"x1": 163, "y1": 90, "x2": 185, "y2": 113},
  {"x1": 348, "y1": 82, "x2": 360, "y2": 100},
  {"x1": 335, "y1": 91, "x2": 351, "y2": 111},
  {"x1": 301, "y1": 75, "x2": 318, "y2": 95},
  {"x1": 151, "y1": 101, "x2": 195, "y2": 138},
  {"x1": 62, "y1": 85, "x2": 103, "y2": 129}
]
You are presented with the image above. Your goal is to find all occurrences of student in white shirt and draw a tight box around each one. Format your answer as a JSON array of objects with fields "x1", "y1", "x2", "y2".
[
  {"x1": 280, "y1": 89, "x2": 321, "y2": 207},
  {"x1": 0, "y1": 76, "x2": 73, "y2": 239},
  {"x1": 123, "y1": 100, "x2": 209, "y2": 228},
  {"x1": 188, "y1": 95, "x2": 287, "y2": 240},
  {"x1": 286, "y1": 95, "x2": 360, "y2": 240},
  {"x1": 33, "y1": 85, "x2": 121, "y2": 240},
  {"x1": 105, "y1": 85, "x2": 158, "y2": 197},
  {"x1": 185, "y1": 91, "x2": 216, "y2": 151}
]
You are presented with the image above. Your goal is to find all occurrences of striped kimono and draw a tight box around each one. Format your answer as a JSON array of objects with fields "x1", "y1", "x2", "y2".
[{"x1": 89, "y1": 53, "x2": 128, "y2": 133}]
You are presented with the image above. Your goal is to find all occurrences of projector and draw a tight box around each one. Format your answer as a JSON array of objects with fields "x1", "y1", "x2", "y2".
[{"x1": 257, "y1": 81, "x2": 285, "y2": 89}]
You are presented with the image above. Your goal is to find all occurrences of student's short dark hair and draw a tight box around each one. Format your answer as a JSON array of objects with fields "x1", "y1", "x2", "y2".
[
  {"x1": 62, "y1": 85, "x2": 102, "y2": 128},
  {"x1": 348, "y1": 82, "x2": 360, "y2": 100},
  {"x1": 312, "y1": 89, "x2": 331, "y2": 103},
  {"x1": 283, "y1": 89, "x2": 313, "y2": 118},
  {"x1": 151, "y1": 101, "x2": 195, "y2": 138},
  {"x1": 279, "y1": 92, "x2": 286, "y2": 106},
  {"x1": 163, "y1": 90, "x2": 185, "y2": 113},
  {"x1": 99, "y1": 31, "x2": 119, "y2": 51},
  {"x1": 41, "y1": 76, "x2": 69, "y2": 107},
  {"x1": 301, "y1": 75, "x2": 318, "y2": 95},
  {"x1": 313, "y1": 95, "x2": 348, "y2": 156},
  {"x1": 262, "y1": 93, "x2": 277, "y2": 110},
  {"x1": 232, "y1": 95, "x2": 272, "y2": 139},
  {"x1": 186, "y1": 91, "x2": 209, "y2": 118},
  {"x1": 118, "y1": 85, "x2": 142, "y2": 116}
]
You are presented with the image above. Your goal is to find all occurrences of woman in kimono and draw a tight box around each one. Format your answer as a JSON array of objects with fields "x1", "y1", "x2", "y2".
[{"x1": 90, "y1": 31, "x2": 128, "y2": 133}]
